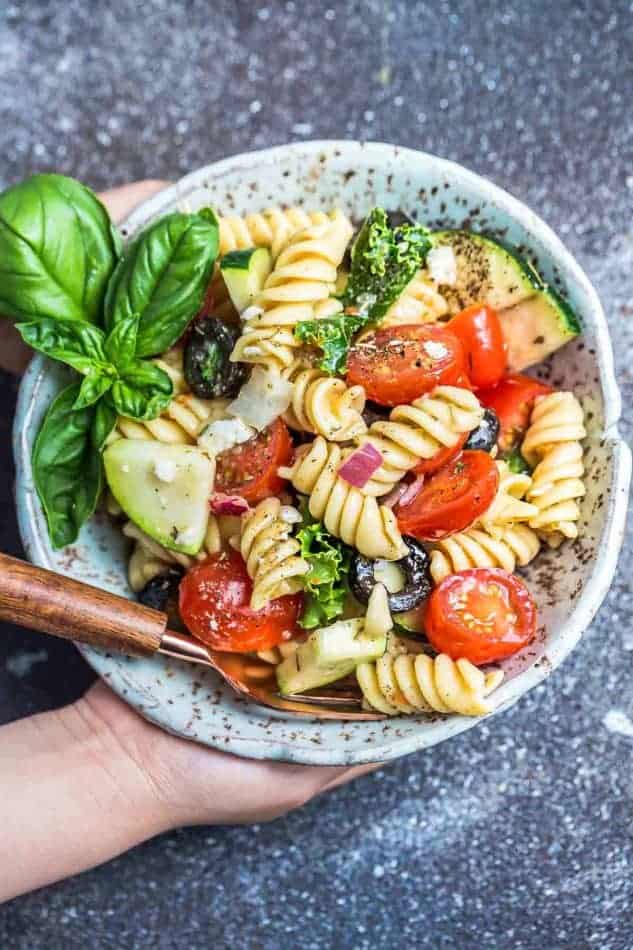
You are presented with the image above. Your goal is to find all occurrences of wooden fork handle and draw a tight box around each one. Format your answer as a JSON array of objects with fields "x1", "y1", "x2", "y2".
[{"x1": 0, "y1": 552, "x2": 167, "y2": 656}]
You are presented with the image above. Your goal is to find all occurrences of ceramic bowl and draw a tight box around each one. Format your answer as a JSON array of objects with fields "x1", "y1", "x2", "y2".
[{"x1": 13, "y1": 141, "x2": 631, "y2": 764}]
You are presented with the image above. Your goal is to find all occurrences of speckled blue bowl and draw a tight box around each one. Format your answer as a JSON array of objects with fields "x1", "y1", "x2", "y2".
[{"x1": 13, "y1": 141, "x2": 631, "y2": 764}]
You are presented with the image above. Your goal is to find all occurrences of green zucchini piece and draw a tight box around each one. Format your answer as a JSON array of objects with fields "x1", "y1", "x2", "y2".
[
  {"x1": 498, "y1": 286, "x2": 581, "y2": 372},
  {"x1": 276, "y1": 617, "x2": 388, "y2": 695},
  {"x1": 427, "y1": 230, "x2": 540, "y2": 313},
  {"x1": 220, "y1": 247, "x2": 272, "y2": 313},
  {"x1": 103, "y1": 439, "x2": 213, "y2": 555}
]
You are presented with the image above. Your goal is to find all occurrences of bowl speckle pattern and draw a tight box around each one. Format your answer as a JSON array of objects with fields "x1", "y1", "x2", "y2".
[{"x1": 14, "y1": 142, "x2": 631, "y2": 764}]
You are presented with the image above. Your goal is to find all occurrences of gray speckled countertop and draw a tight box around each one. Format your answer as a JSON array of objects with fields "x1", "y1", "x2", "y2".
[{"x1": 1, "y1": 2, "x2": 632, "y2": 947}]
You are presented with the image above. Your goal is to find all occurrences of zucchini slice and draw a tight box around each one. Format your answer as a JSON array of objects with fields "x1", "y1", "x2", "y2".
[
  {"x1": 103, "y1": 439, "x2": 213, "y2": 555},
  {"x1": 276, "y1": 618, "x2": 388, "y2": 695},
  {"x1": 220, "y1": 247, "x2": 272, "y2": 313},
  {"x1": 427, "y1": 230, "x2": 540, "y2": 313},
  {"x1": 499, "y1": 287, "x2": 581, "y2": 372}
]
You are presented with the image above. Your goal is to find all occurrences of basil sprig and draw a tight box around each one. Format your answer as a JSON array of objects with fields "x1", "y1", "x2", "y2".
[{"x1": 0, "y1": 173, "x2": 220, "y2": 548}]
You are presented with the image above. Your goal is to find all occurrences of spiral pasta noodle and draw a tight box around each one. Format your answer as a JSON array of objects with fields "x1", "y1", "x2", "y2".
[
  {"x1": 238, "y1": 498, "x2": 309, "y2": 609},
  {"x1": 477, "y1": 460, "x2": 538, "y2": 536},
  {"x1": 357, "y1": 650, "x2": 504, "y2": 716},
  {"x1": 219, "y1": 207, "x2": 332, "y2": 259},
  {"x1": 359, "y1": 385, "x2": 485, "y2": 496},
  {"x1": 429, "y1": 523, "x2": 541, "y2": 583},
  {"x1": 521, "y1": 391, "x2": 586, "y2": 547},
  {"x1": 230, "y1": 211, "x2": 353, "y2": 373},
  {"x1": 279, "y1": 436, "x2": 407, "y2": 560},
  {"x1": 282, "y1": 358, "x2": 367, "y2": 442},
  {"x1": 380, "y1": 270, "x2": 449, "y2": 328}
]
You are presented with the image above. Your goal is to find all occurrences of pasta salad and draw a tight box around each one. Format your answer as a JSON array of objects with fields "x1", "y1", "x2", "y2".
[{"x1": 0, "y1": 175, "x2": 587, "y2": 719}]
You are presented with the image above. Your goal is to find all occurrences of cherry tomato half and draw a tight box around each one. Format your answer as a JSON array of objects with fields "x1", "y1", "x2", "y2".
[
  {"x1": 395, "y1": 450, "x2": 499, "y2": 541},
  {"x1": 449, "y1": 303, "x2": 507, "y2": 389},
  {"x1": 413, "y1": 431, "x2": 469, "y2": 476},
  {"x1": 346, "y1": 324, "x2": 466, "y2": 407},
  {"x1": 179, "y1": 550, "x2": 303, "y2": 653},
  {"x1": 215, "y1": 417, "x2": 293, "y2": 504},
  {"x1": 424, "y1": 567, "x2": 537, "y2": 664},
  {"x1": 477, "y1": 374, "x2": 553, "y2": 453}
]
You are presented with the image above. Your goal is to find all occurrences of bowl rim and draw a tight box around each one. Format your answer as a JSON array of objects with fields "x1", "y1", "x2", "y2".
[{"x1": 13, "y1": 140, "x2": 632, "y2": 764}]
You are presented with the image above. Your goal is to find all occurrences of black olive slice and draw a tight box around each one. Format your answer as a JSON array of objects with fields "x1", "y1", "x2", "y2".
[
  {"x1": 137, "y1": 566, "x2": 184, "y2": 613},
  {"x1": 349, "y1": 536, "x2": 432, "y2": 613},
  {"x1": 183, "y1": 318, "x2": 247, "y2": 399},
  {"x1": 464, "y1": 408, "x2": 500, "y2": 453}
]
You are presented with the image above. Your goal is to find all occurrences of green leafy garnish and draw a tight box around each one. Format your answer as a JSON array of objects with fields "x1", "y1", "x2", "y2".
[
  {"x1": 0, "y1": 173, "x2": 221, "y2": 548},
  {"x1": 296, "y1": 506, "x2": 353, "y2": 629},
  {"x1": 502, "y1": 448, "x2": 533, "y2": 475},
  {"x1": 32, "y1": 384, "x2": 103, "y2": 549},
  {"x1": 294, "y1": 313, "x2": 366, "y2": 376},
  {"x1": 295, "y1": 208, "x2": 431, "y2": 374},
  {"x1": 104, "y1": 209, "x2": 219, "y2": 357}
]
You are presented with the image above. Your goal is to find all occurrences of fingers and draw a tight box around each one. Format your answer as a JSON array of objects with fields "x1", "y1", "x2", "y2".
[
  {"x1": 317, "y1": 762, "x2": 382, "y2": 793},
  {"x1": 97, "y1": 180, "x2": 170, "y2": 223}
]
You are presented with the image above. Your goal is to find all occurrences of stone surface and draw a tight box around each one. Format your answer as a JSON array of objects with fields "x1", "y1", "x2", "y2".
[{"x1": 0, "y1": 1, "x2": 632, "y2": 948}]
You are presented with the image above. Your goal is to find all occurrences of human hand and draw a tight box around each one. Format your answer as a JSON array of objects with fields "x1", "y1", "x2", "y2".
[{"x1": 0, "y1": 181, "x2": 379, "y2": 903}]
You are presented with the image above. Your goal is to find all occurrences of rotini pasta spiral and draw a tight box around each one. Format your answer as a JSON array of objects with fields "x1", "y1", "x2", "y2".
[
  {"x1": 429, "y1": 523, "x2": 541, "y2": 583},
  {"x1": 357, "y1": 650, "x2": 504, "y2": 716},
  {"x1": 229, "y1": 211, "x2": 353, "y2": 373},
  {"x1": 282, "y1": 358, "x2": 367, "y2": 442},
  {"x1": 380, "y1": 270, "x2": 449, "y2": 328},
  {"x1": 477, "y1": 460, "x2": 538, "y2": 536},
  {"x1": 359, "y1": 385, "x2": 485, "y2": 496},
  {"x1": 219, "y1": 207, "x2": 331, "y2": 259},
  {"x1": 256, "y1": 640, "x2": 301, "y2": 665},
  {"x1": 278, "y1": 436, "x2": 408, "y2": 560},
  {"x1": 521, "y1": 391, "x2": 586, "y2": 547},
  {"x1": 238, "y1": 498, "x2": 309, "y2": 609}
]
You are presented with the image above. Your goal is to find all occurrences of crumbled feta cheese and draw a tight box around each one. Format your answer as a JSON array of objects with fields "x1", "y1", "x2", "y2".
[
  {"x1": 198, "y1": 417, "x2": 255, "y2": 456},
  {"x1": 175, "y1": 525, "x2": 198, "y2": 547},
  {"x1": 427, "y1": 245, "x2": 458, "y2": 286},
  {"x1": 153, "y1": 458, "x2": 178, "y2": 483},
  {"x1": 241, "y1": 305, "x2": 264, "y2": 323},
  {"x1": 279, "y1": 506, "x2": 302, "y2": 524},
  {"x1": 227, "y1": 366, "x2": 293, "y2": 430},
  {"x1": 423, "y1": 340, "x2": 449, "y2": 361}
]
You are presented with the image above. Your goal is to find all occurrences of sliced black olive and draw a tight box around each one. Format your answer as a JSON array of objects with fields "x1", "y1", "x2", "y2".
[
  {"x1": 349, "y1": 536, "x2": 432, "y2": 613},
  {"x1": 138, "y1": 567, "x2": 184, "y2": 613},
  {"x1": 184, "y1": 317, "x2": 247, "y2": 399},
  {"x1": 464, "y1": 408, "x2": 500, "y2": 453},
  {"x1": 362, "y1": 400, "x2": 390, "y2": 428}
]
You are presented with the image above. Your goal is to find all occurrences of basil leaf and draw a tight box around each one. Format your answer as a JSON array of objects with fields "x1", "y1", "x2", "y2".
[
  {"x1": 74, "y1": 368, "x2": 116, "y2": 410},
  {"x1": 104, "y1": 313, "x2": 139, "y2": 368},
  {"x1": 91, "y1": 397, "x2": 118, "y2": 450},
  {"x1": 0, "y1": 174, "x2": 118, "y2": 324},
  {"x1": 104, "y1": 210, "x2": 219, "y2": 357},
  {"x1": 111, "y1": 361, "x2": 173, "y2": 420},
  {"x1": 33, "y1": 383, "x2": 102, "y2": 549},
  {"x1": 16, "y1": 318, "x2": 110, "y2": 376}
]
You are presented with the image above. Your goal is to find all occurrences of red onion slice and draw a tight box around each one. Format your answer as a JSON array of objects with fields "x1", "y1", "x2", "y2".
[
  {"x1": 210, "y1": 493, "x2": 250, "y2": 516},
  {"x1": 398, "y1": 474, "x2": 425, "y2": 508},
  {"x1": 338, "y1": 443, "x2": 383, "y2": 489}
]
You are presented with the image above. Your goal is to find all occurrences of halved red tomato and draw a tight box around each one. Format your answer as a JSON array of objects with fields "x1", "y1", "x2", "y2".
[
  {"x1": 424, "y1": 568, "x2": 537, "y2": 664},
  {"x1": 413, "y1": 431, "x2": 468, "y2": 476},
  {"x1": 395, "y1": 450, "x2": 499, "y2": 541},
  {"x1": 346, "y1": 325, "x2": 466, "y2": 407},
  {"x1": 449, "y1": 303, "x2": 506, "y2": 388},
  {"x1": 477, "y1": 374, "x2": 553, "y2": 453},
  {"x1": 179, "y1": 550, "x2": 303, "y2": 653},
  {"x1": 214, "y1": 417, "x2": 293, "y2": 504}
]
